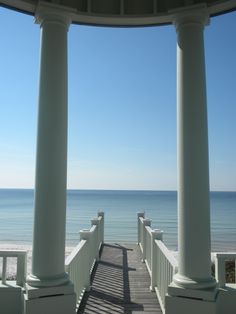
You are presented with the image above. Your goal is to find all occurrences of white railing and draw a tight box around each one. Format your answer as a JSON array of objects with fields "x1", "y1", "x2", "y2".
[
  {"x1": 0, "y1": 250, "x2": 27, "y2": 287},
  {"x1": 214, "y1": 252, "x2": 236, "y2": 287},
  {"x1": 154, "y1": 240, "x2": 178, "y2": 312},
  {"x1": 65, "y1": 211, "x2": 104, "y2": 308},
  {"x1": 137, "y1": 212, "x2": 178, "y2": 314}
]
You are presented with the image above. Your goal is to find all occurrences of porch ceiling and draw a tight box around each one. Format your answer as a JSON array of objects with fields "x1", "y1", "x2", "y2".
[{"x1": 0, "y1": 0, "x2": 236, "y2": 26}]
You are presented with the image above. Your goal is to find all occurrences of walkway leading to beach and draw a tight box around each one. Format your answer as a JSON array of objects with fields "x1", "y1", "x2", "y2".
[{"x1": 78, "y1": 243, "x2": 162, "y2": 314}]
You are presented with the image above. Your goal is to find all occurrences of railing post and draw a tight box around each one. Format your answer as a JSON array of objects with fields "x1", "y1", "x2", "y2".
[
  {"x1": 150, "y1": 229, "x2": 163, "y2": 291},
  {"x1": 137, "y1": 212, "x2": 145, "y2": 244},
  {"x1": 16, "y1": 253, "x2": 27, "y2": 286},
  {"x1": 142, "y1": 218, "x2": 151, "y2": 262},
  {"x1": 214, "y1": 256, "x2": 225, "y2": 288},
  {"x1": 79, "y1": 229, "x2": 91, "y2": 291},
  {"x1": 98, "y1": 211, "x2": 104, "y2": 244},
  {"x1": 91, "y1": 218, "x2": 100, "y2": 260},
  {"x1": 2, "y1": 256, "x2": 7, "y2": 284}
]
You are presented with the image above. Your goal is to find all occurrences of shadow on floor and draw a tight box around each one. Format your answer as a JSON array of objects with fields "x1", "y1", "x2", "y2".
[{"x1": 77, "y1": 243, "x2": 144, "y2": 314}]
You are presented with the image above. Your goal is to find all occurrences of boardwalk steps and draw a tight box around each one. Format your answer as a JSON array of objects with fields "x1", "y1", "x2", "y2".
[{"x1": 78, "y1": 243, "x2": 162, "y2": 314}]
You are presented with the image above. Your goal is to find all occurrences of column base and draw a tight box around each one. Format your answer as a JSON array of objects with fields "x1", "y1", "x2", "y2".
[
  {"x1": 166, "y1": 282, "x2": 218, "y2": 314},
  {"x1": 217, "y1": 284, "x2": 236, "y2": 314},
  {"x1": 27, "y1": 272, "x2": 70, "y2": 288},
  {"x1": 173, "y1": 273, "x2": 217, "y2": 290},
  {"x1": 168, "y1": 282, "x2": 217, "y2": 301},
  {"x1": 24, "y1": 282, "x2": 76, "y2": 314},
  {"x1": 25, "y1": 281, "x2": 74, "y2": 299},
  {"x1": 165, "y1": 293, "x2": 217, "y2": 314}
]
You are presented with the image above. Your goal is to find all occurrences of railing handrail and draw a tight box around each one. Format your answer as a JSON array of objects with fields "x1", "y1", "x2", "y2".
[
  {"x1": 0, "y1": 250, "x2": 27, "y2": 257},
  {"x1": 65, "y1": 240, "x2": 86, "y2": 266},
  {"x1": 214, "y1": 252, "x2": 236, "y2": 259},
  {"x1": 139, "y1": 216, "x2": 145, "y2": 223},
  {"x1": 145, "y1": 226, "x2": 153, "y2": 236},
  {"x1": 90, "y1": 225, "x2": 97, "y2": 234}
]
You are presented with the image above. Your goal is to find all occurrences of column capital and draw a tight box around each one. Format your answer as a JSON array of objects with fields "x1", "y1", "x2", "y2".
[
  {"x1": 35, "y1": 1, "x2": 75, "y2": 29},
  {"x1": 170, "y1": 4, "x2": 210, "y2": 31}
]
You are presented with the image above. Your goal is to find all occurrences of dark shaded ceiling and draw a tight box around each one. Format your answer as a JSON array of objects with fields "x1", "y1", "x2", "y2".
[{"x1": 0, "y1": 0, "x2": 236, "y2": 26}]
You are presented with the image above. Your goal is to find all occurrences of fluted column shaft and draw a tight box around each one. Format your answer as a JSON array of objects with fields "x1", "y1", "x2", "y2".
[
  {"x1": 27, "y1": 6, "x2": 71, "y2": 287},
  {"x1": 173, "y1": 6, "x2": 216, "y2": 289}
]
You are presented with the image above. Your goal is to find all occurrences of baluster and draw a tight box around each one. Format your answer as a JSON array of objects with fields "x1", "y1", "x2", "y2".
[
  {"x1": 142, "y1": 218, "x2": 151, "y2": 262},
  {"x1": 215, "y1": 254, "x2": 225, "y2": 287},
  {"x1": 16, "y1": 253, "x2": 27, "y2": 286},
  {"x1": 2, "y1": 256, "x2": 7, "y2": 284},
  {"x1": 150, "y1": 230, "x2": 163, "y2": 291}
]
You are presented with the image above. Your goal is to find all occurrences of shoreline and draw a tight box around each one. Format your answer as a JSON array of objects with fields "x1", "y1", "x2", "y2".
[{"x1": 0, "y1": 244, "x2": 75, "y2": 279}]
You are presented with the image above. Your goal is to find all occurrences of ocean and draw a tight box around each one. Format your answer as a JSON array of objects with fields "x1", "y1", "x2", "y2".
[{"x1": 0, "y1": 189, "x2": 235, "y2": 252}]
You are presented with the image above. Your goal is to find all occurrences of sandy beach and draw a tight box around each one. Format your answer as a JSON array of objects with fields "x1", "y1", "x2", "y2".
[
  {"x1": 0, "y1": 244, "x2": 75, "y2": 279},
  {"x1": 1, "y1": 243, "x2": 232, "y2": 280}
]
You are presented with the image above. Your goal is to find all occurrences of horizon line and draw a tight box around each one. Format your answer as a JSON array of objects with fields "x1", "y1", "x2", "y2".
[{"x1": 0, "y1": 187, "x2": 235, "y2": 193}]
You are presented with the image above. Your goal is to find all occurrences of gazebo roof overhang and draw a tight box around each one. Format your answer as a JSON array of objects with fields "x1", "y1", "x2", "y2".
[{"x1": 1, "y1": 0, "x2": 236, "y2": 27}]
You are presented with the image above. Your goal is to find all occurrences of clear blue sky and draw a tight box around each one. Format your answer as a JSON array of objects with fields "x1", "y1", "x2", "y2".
[{"x1": 0, "y1": 7, "x2": 235, "y2": 191}]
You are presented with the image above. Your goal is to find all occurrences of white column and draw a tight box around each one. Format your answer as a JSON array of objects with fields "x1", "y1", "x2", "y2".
[
  {"x1": 27, "y1": 5, "x2": 71, "y2": 288},
  {"x1": 173, "y1": 6, "x2": 216, "y2": 290}
]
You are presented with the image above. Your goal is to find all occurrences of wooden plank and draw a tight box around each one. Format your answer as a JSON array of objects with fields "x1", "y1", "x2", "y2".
[{"x1": 78, "y1": 243, "x2": 162, "y2": 313}]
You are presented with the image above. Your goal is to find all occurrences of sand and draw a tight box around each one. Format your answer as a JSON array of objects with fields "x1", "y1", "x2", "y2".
[
  {"x1": 0, "y1": 244, "x2": 75, "y2": 279},
  {"x1": 1, "y1": 244, "x2": 235, "y2": 283}
]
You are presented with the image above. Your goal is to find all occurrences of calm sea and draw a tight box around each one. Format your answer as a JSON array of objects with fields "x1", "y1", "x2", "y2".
[{"x1": 0, "y1": 189, "x2": 235, "y2": 251}]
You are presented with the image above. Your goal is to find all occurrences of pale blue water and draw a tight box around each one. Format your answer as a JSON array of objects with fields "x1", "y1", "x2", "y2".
[{"x1": 0, "y1": 189, "x2": 235, "y2": 251}]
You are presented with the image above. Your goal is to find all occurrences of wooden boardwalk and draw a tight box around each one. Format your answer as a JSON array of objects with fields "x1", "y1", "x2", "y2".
[{"x1": 78, "y1": 243, "x2": 162, "y2": 314}]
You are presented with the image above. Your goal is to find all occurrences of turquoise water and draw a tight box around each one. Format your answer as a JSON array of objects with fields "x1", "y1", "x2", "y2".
[{"x1": 0, "y1": 189, "x2": 235, "y2": 251}]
